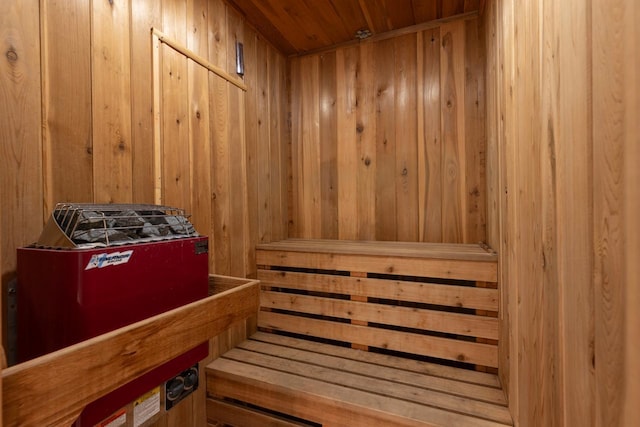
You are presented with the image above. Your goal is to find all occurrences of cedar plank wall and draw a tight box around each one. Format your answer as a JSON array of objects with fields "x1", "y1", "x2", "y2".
[
  {"x1": 0, "y1": 0, "x2": 287, "y2": 425},
  {"x1": 483, "y1": 0, "x2": 640, "y2": 426},
  {"x1": 289, "y1": 16, "x2": 487, "y2": 243}
]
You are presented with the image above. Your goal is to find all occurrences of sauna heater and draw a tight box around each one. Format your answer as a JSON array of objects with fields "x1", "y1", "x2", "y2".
[{"x1": 17, "y1": 203, "x2": 209, "y2": 426}]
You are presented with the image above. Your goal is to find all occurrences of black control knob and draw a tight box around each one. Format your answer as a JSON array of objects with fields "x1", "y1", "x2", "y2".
[
  {"x1": 166, "y1": 377, "x2": 184, "y2": 401},
  {"x1": 183, "y1": 368, "x2": 198, "y2": 391}
]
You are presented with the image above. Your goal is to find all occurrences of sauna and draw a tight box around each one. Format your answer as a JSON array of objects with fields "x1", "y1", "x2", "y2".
[{"x1": 0, "y1": 0, "x2": 637, "y2": 426}]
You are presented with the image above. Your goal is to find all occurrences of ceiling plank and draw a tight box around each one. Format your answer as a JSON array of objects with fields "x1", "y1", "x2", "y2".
[
  {"x1": 226, "y1": 0, "x2": 297, "y2": 54},
  {"x1": 442, "y1": 0, "x2": 465, "y2": 17},
  {"x1": 383, "y1": 0, "x2": 417, "y2": 29},
  {"x1": 413, "y1": 0, "x2": 439, "y2": 23}
]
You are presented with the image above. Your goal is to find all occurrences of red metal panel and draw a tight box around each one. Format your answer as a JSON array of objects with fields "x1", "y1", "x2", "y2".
[{"x1": 17, "y1": 236, "x2": 209, "y2": 425}]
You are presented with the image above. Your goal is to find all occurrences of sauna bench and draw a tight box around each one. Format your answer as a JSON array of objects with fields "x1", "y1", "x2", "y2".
[
  {"x1": 206, "y1": 239, "x2": 511, "y2": 426},
  {"x1": 2, "y1": 275, "x2": 259, "y2": 427}
]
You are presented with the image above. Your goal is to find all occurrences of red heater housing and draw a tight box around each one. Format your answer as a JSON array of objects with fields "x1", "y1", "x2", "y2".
[{"x1": 17, "y1": 204, "x2": 209, "y2": 426}]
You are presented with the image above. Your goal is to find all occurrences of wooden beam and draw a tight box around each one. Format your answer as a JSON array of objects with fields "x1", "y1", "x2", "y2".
[{"x1": 152, "y1": 28, "x2": 247, "y2": 91}]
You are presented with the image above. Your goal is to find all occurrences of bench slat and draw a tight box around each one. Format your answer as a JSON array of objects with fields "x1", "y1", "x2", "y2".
[
  {"x1": 221, "y1": 348, "x2": 511, "y2": 424},
  {"x1": 258, "y1": 270, "x2": 499, "y2": 311},
  {"x1": 250, "y1": 331, "x2": 501, "y2": 387},
  {"x1": 258, "y1": 311, "x2": 498, "y2": 367},
  {"x1": 261, "y1": 291, "x2": 499, "y2": 340},
  {"x1": 208, "y1": 357, "x2": 511, "y2": 427},
  {"x1": 256, "y1": 250, "x2": 497, "y2": 282},
  {"x1": 256, "y1": 239, "x2": 497, "y2": 260},
  {"x1": 236, "y1": 338, "x2": 507, "y2": 405},
  {"x1": 206, "y1": 398, "x2": 313, "y2": 427}
]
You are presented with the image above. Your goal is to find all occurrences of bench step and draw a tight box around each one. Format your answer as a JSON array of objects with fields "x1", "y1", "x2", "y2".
[{"x1": 207, "y1": 333, "x2": 512, "y2": 427}]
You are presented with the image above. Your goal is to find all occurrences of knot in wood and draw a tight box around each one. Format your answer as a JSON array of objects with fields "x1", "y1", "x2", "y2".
[{"x1": 5, "y1": 48, "x2": 17, "y2": 63}]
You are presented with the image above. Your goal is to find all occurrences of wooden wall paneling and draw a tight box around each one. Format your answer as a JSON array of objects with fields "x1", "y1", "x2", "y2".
[
  {"x1": 463, "y1": 18, "x2": 486, "y2": 244},
  {"x1": 418, "y1": 28, "x2": 442, "y2": 243},
  {"x1": 512, "y1": 0, "x2": 545, "y2": 422},
  {"x1": 622, "y1": 3, "x2": 640, "y2": 424},
  {"x1": 187, "y1": 0, "x2": 212, "y2": 245},
  {"x1": 439, "y1": 20, "x2": 465, "y2": 243},
  {"x1": 374, "y1": 38, "x2": 396, "y2": 241},
  {"x1": 288, "y1": 57, "x2": 301, "y2": 237},
  {"x1": 394, "y1": 34, "x2": 418, "y2": 241},
  {"x1": 255, "y1": 36, "x2": 272, "y2": 244},
  {"x1": 131, "y1": 0, "x2": 162, "y2": 204},
  {"x1": 268, "y1": 46, "x2": 286, "y2": 242},
  {"x1": 622, "y1": 1, "x2": 639, "y2": 421},
  {"x1": 225, "y1": 8, "x2": 249, "y2": 277},
  {"x1": 482, "y1": 6, "x2": 499, "y2": 251},
  {"x1": 92, "y1": 0, "x2": 133, "y2": 204},
  {"x1": 355, "y1": 43, "x2": 377, "y2": 240},
  {"x1": 319, "y1": 52, "x2": 339, "y2": 239},
  {"x1": 592, "y1": 0, "x2": 628, "y2": 424},
  {"x1": 0, "y1": 0, "x2": 43, "y2": 385},
  {"x1": 539, "y1": 1, "x2": 563, "y2": 424},
  {"x1": 299, "y1": 55, "x2": 322, "y2": 238},
  {"x1": 336, "y1": 46, "x2": 359, "y2": 240},
  {"x1": 161, "y1": 0, "x2": 190, "y2": 211},
  {"x1": 208, "y1": 0, "x2": 230, "y2": 275},
  {"x1": 244, "y1": 29, "x2": 259, "y2": 253},
  {"x1": 499, "y1": 0, "x2": 518, "y2": 413},
  {"x1": 555, "y1": 1, "x2": 593, "y2": 424},
  {"x1": 40, "y1": 0, "x2": 92, "y2": 211}
]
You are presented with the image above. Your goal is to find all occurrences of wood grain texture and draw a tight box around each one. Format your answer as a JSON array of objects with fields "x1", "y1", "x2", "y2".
[
  {"x1": 289, "y1": 16, "x2": 485, "y2": 243},
  {"x1": 92, "y1": 0, "x2": 133, "y2": 203},
  {"x1": 41, "y1": 0, "x2": 92, "y2": 211},
  {"x1": 131, "y1": 0, "x2": 162, "y2": 204}
]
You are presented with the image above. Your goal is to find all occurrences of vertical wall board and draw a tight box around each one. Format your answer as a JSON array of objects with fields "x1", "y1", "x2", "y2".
[
  {"x1": 208, "y1": 1, "x2": 228, "y2": 275},
  {"x1": 513, "y1": 0, "x2": 545, "y2": 422},
  {"x1": 319, "y1": 52, "x2": 338, "y2": 239},
  {"x1": 622, "y1": 1, "x2": 640, "y2": 423},
  {"x1": 439, "y1": 20, "x2": 465, "y2": 243},
  {"x1": 187, "y1": 0, "x2": 212, "y2": 250},
  {"x1": 418, "y1": 28, "x2": 442, "y2": 243},
  {"x1": 41, "y1": 0, "x2": 92, "y2": 211},
  {"x1": 225, "y1": 9, "x2": 249, "y2": 277},
  {"x1": 463, "y1": 18, "x2": 486, "y2": 244},
  {"x1": 336, "y1": 47, "x2": 358, "y2": 240},
  {"x1": 288, "y1": 58, "x2": 301, "y2": 237},
  {"x1": 91, "y1": 0, "x2": 133, "y2": 203},
  {"x1": 483, "y1": 6, "x2": 499, "y2": 251},
  {"x1": 256, "y1": 36, "x2": 272, "y2": 243},
  {"x1": 374, "y1": 38, "x2": 396, "y2": 241},
  {"x1": 0, "y1": 0, "x2": 43, "y2": 381},
  {"x1": 131, "y1": 0, "x2": 161, "y2": 204},
  {"x1": 299, "y1": 55, "x2": 322, "y2": 238},
  {"x1": 555, "y1": 1, "x2": 594, "y2": 424},
  {"x1": 278, "y1": 52, "x2": 290, "y2": 241},
  {"x1": 592, "y1": 0, "x2": 625, "y2": 425},
  {"x1": 268, "y1": 46, "x2": 285, "y2": 242},
  {"x1": 161, "y1": 0, "x2": 190, "y2": 212},
  {"x1": 244, "y1": 29, "x2": 259, "y2": 252},
  {"x1": 355, "y1": 42, "x2": 377, "y2": 240},
  {"x1": 394, "y1": 34, "x2": 418, "y2": 242},
  {"x1": 539, "y1": 0, "x2": 562, "y2": 424}
]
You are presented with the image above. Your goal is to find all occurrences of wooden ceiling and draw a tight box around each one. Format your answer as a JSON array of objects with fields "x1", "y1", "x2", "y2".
[{"x1": 227, "y1": 0, "x2": 482, "y2": 55}]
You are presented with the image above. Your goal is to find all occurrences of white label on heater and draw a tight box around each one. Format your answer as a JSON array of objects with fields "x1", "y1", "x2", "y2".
[
  {"x1": 85, "y1": 250, "x2": 134, "y2": 270},
  {"x1": 133, "y1": 387, "x2": 161, "y2": 427}
]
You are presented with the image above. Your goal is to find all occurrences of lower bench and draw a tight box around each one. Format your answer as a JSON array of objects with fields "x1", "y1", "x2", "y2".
[
  {"x1": 206, "y1": 239, "x2": 510, "y2": 426},
  {"x1": 207, "y1": 332, "x2": 511, "y2": 426}
]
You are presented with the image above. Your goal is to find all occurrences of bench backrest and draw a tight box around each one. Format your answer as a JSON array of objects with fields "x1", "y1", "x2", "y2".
[{"x1": 256, "y1": 239, "x2": 499, "y2": 370}]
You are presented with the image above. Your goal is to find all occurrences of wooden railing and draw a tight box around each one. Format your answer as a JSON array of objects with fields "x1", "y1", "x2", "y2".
[{"x1": 2, "y1": 275, "x2": 259, "y2": 427}]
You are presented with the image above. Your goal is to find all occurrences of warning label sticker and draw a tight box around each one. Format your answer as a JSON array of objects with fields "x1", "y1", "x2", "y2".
[
  {"x1": 133, "y1": 386, "x2": 161, "y2": 427},
  {"x1": 96, "y1": 408, "x2": 126, "y2": 427},
  {"x1": 85, "y1": 250, "x2": 133, "y2": 270}
]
